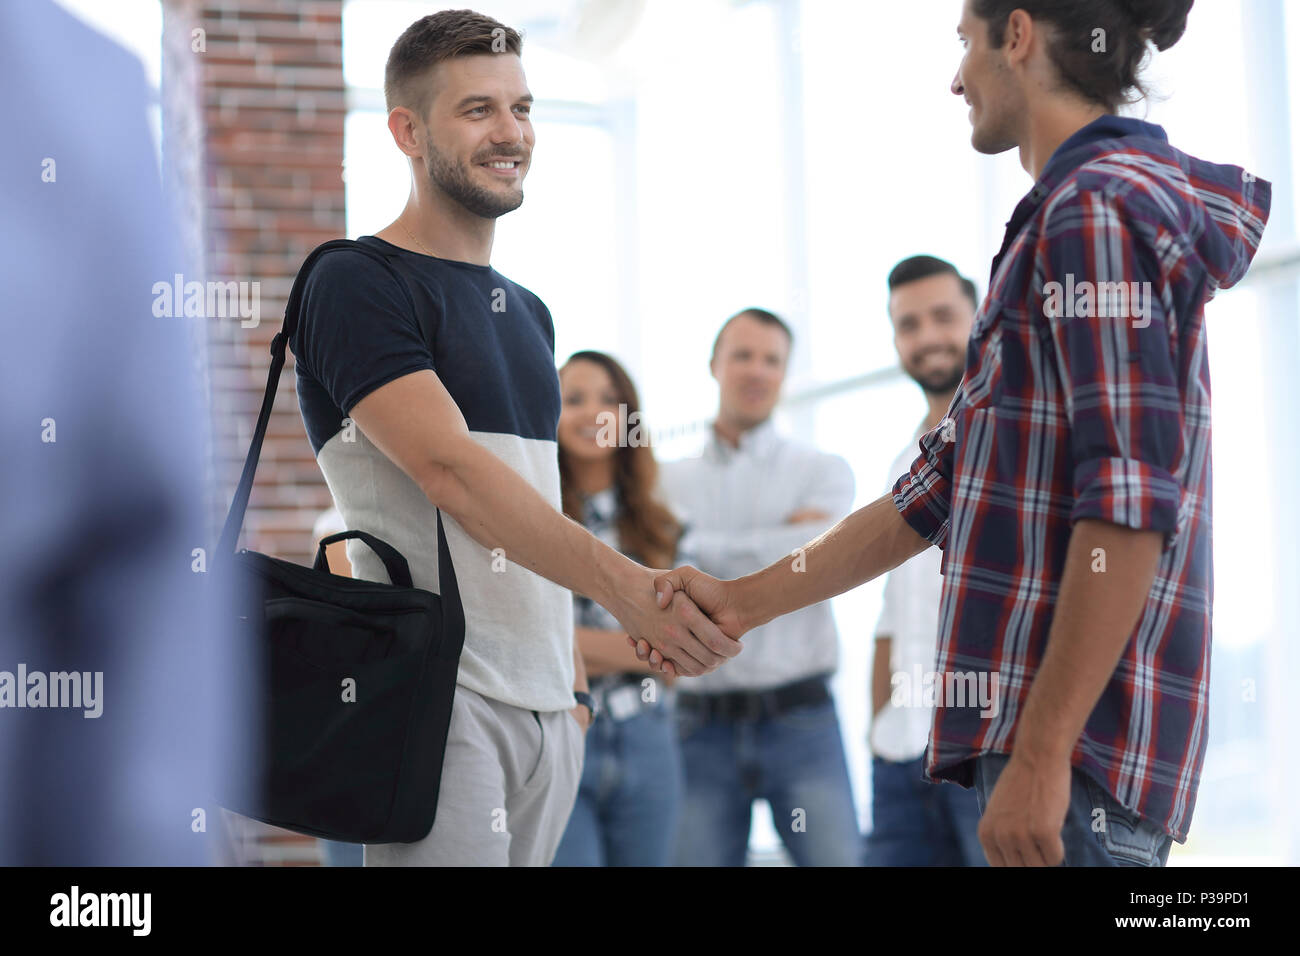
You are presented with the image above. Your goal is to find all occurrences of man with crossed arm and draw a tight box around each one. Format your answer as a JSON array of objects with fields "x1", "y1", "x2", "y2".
[{"x1": 659, "y1": 309, "x2": 858, "y2": 867}]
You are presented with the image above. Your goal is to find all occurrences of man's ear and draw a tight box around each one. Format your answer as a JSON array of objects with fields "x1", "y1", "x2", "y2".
[
  {"x1": 1003, "y1": 8, "x2": 1036, "y2": 67},
  {"x1": 387, "y1": 107, "x2": 423, "y2": 159}
]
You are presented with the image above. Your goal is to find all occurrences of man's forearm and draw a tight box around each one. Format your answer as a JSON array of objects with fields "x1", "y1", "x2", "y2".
[
  {"x1": 424, "y1": 437, "x2": 639, "y2": 610},
  {"x1": 871, "y1": 637, "x2": 893, "y2": 717},
  {"x1": 572, "y1": 641, "x2": 589, "y2": 694},
  {"x1": 569, "y1": 642, "x2": 591, "y2": 732},
  {"x1": 576, "y1": 626, "x2": 657, "y2": 678},
  {"x1": 732, "y1": 493, "x2": 930, "y2": 631},
  {"x1": 1013, "y1": 519, "x2": 1163, "y2": 764}
]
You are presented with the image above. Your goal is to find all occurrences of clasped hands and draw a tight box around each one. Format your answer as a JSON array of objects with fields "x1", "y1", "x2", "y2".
[{"x1": 615, "y1": 565, "x2": 745, "y2": 678}]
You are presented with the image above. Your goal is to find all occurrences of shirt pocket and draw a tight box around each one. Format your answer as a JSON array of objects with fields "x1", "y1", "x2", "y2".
[
  {"x1": 969, "y1": 294, "x2": 1006, "y2": 344},
  {"x1": 960, "y1": 299, "x2": 1005, "y2": 411},
  {"x1": 949, "y1": 299, "x2": 1006, "y2": 492}
]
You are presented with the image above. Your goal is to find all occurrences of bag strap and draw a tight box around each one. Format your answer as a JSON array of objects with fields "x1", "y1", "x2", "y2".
[
  {"x1": 215, "y1": 240, "x2": 453, "y2": 599},
  {"x1": 312, "y1": 518, "x2": 463, "y2": 649},
  {"x1": 314, "y1": 530, "x2": 414, "y2": 589},
  {"x1": 219, "y1": 239, "x2": 397, "y2": 556}
]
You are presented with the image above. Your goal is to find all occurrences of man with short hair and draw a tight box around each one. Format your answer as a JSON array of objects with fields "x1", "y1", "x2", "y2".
[
  {"x1": 865, "y1": 255, "x2": 983, "y2": 867},
  {"x1": 646, "y1": 0, "x2": 1271, "y2": 866},
  {"x1": 290, "y1": 9, "x2": 738, "y2": 867},
  {"x1": 659, "y1": 308, "x2": 859, "y2": 867}
]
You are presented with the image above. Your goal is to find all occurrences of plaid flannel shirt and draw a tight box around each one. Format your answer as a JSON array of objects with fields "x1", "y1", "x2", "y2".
[{"x1": 893, "y1": 115, "x2": 1271, "y2": 841}]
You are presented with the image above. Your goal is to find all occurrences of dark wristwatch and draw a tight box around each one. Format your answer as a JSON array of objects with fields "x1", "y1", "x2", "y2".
[{"x1": 572, "y1": 691, "x2": 598, "y2": 725}]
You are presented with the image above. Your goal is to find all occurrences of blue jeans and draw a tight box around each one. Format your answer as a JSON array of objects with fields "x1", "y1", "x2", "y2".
[
  {"x1": 551, "y1": 703, "x2": 683, "y2": 866},
  {"x1": 673, "y1": 696, "x2": 860, "y2": 866},
  {"x1": 865, "y1": 755, "x2": 986, "y2": 866},
  {"x1": 972, "y1": 752, "x2": 1173, "y2": 866}
]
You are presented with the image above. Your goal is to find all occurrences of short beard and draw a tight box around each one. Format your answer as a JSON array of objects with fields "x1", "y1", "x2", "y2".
[
  {"x1": 423, "y1": 132, "x2": 524, "y2": 220},
  {"x1": 905, "y1": 359, "x2": 965, "y2": 397},
  {"x1": 969, "y1": 63, "x2": 1021, "y2": 156}
]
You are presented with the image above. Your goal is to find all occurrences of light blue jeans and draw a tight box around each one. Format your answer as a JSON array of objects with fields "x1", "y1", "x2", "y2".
[
  {"x1": 672, "y1": 696, "x2": 860, "y2": 866},
  {"x1": 972, "y1": 752, "x2": 1174, "y2": 866},
  {"x1": 551, "y1": 703, "x2": 683, "y2": 867}
]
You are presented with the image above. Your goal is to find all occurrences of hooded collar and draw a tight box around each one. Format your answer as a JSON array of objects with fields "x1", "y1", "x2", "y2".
[
  {"x1": 993, "y1": 116, "x2": 1167, "y2": 277},
  {"x1": 990, "y1": 113, "x2": 1270, "y2": 292},
  {"x1": 1039, "y1": 114, "x2": 1169, "y2": 187}
]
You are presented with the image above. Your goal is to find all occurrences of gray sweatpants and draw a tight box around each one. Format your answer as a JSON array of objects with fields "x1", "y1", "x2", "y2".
[{"x1": 364, "y1": 685, "x2": 584, "y2": 866}]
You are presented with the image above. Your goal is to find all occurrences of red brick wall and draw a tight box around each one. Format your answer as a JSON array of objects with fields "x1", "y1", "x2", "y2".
[{"x1": 198, "y1": 0, "x2": 347, "y2": 567}]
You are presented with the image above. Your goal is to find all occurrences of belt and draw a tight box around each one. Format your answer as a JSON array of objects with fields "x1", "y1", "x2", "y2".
[
  {"x1": 677, "y1": 674, "x2": 831, "y2": 722},
  {"x1": 589, "y1": 672, "x2": 665, "y2": 722}
]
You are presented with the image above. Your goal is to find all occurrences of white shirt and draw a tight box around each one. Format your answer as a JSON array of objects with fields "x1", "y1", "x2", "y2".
[
  {"x1": 870, "y1": 435, "x2": 944, "y2": 761},
  {"x1": 658, "y1": 419, "x2": 855, "y2": 693}
]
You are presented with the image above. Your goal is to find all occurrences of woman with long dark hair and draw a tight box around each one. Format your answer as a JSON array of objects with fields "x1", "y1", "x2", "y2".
[{"x1": 551, "y1": 350, "x2": 683, "y2": 866}]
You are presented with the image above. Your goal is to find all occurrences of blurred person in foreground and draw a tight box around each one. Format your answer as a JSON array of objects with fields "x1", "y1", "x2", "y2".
[{"x1": 0, "y1": 0, "x2": 242, "y2": 864}]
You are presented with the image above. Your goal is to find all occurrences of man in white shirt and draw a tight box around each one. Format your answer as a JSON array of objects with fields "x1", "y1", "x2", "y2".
[
  {"x1": 865, "y1": 256, "x2": 983, "y2": 866},
  {"x1": 660, "y1": 309, "x2": 859, "y2": 866}
]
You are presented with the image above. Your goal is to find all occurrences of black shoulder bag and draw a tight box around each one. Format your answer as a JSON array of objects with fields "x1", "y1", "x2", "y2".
[{"x1": 216, "y1": 239, "x2": 464, "y2": 844}]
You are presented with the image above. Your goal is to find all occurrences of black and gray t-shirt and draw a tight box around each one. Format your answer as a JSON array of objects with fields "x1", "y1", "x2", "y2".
[{"x1": 291, "y1": 236, "x2": 575, "y2": 712}]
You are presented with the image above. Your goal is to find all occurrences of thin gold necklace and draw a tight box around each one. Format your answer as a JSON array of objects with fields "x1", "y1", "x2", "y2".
[{"x1": 398, "y1": 218, "x2": 437, "y2": 258}]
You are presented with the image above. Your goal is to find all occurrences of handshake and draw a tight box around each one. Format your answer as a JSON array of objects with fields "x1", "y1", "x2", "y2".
[
  {"x1": 605, "y1": 508, "x2": 837, "y2": 676},
  {"x1": 610, "y1": 564, "x2": 751, "y2": 678}
]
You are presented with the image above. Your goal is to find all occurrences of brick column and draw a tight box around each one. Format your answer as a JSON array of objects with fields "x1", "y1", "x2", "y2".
[{"x1": 198, "y1": 0, "x2": 347, "y2": 566}]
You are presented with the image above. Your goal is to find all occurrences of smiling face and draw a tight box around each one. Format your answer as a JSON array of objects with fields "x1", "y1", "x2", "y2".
[
  {"x1": 890, "y1": 273, "x2": 975, "y2": 395},
  {"x1": 419, "y1": 53, "x2": 535, "y2": 219},
  {"x1": 711, "y1": 314, "x2": 790, "y2": 431},
  {"x1": 952, "y1": 0, "x2": 1025, "y2": 156},
  {"x1": 558, "y1": 359, "x2": 622, "y2": 465}
]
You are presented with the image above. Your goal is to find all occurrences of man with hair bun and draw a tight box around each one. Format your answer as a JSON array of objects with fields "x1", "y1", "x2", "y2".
[{"x1": 646, "y1": 0, "x2": 1272, "y2": 866}]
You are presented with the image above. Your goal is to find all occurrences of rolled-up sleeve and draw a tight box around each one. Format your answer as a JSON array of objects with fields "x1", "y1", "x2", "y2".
[
  {"x1": 1038, "y1": 187, "x2": 1186, "y2": 547},
  {"x1": 892, "y1": 401, "x2": 961, "y2": 549}
]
